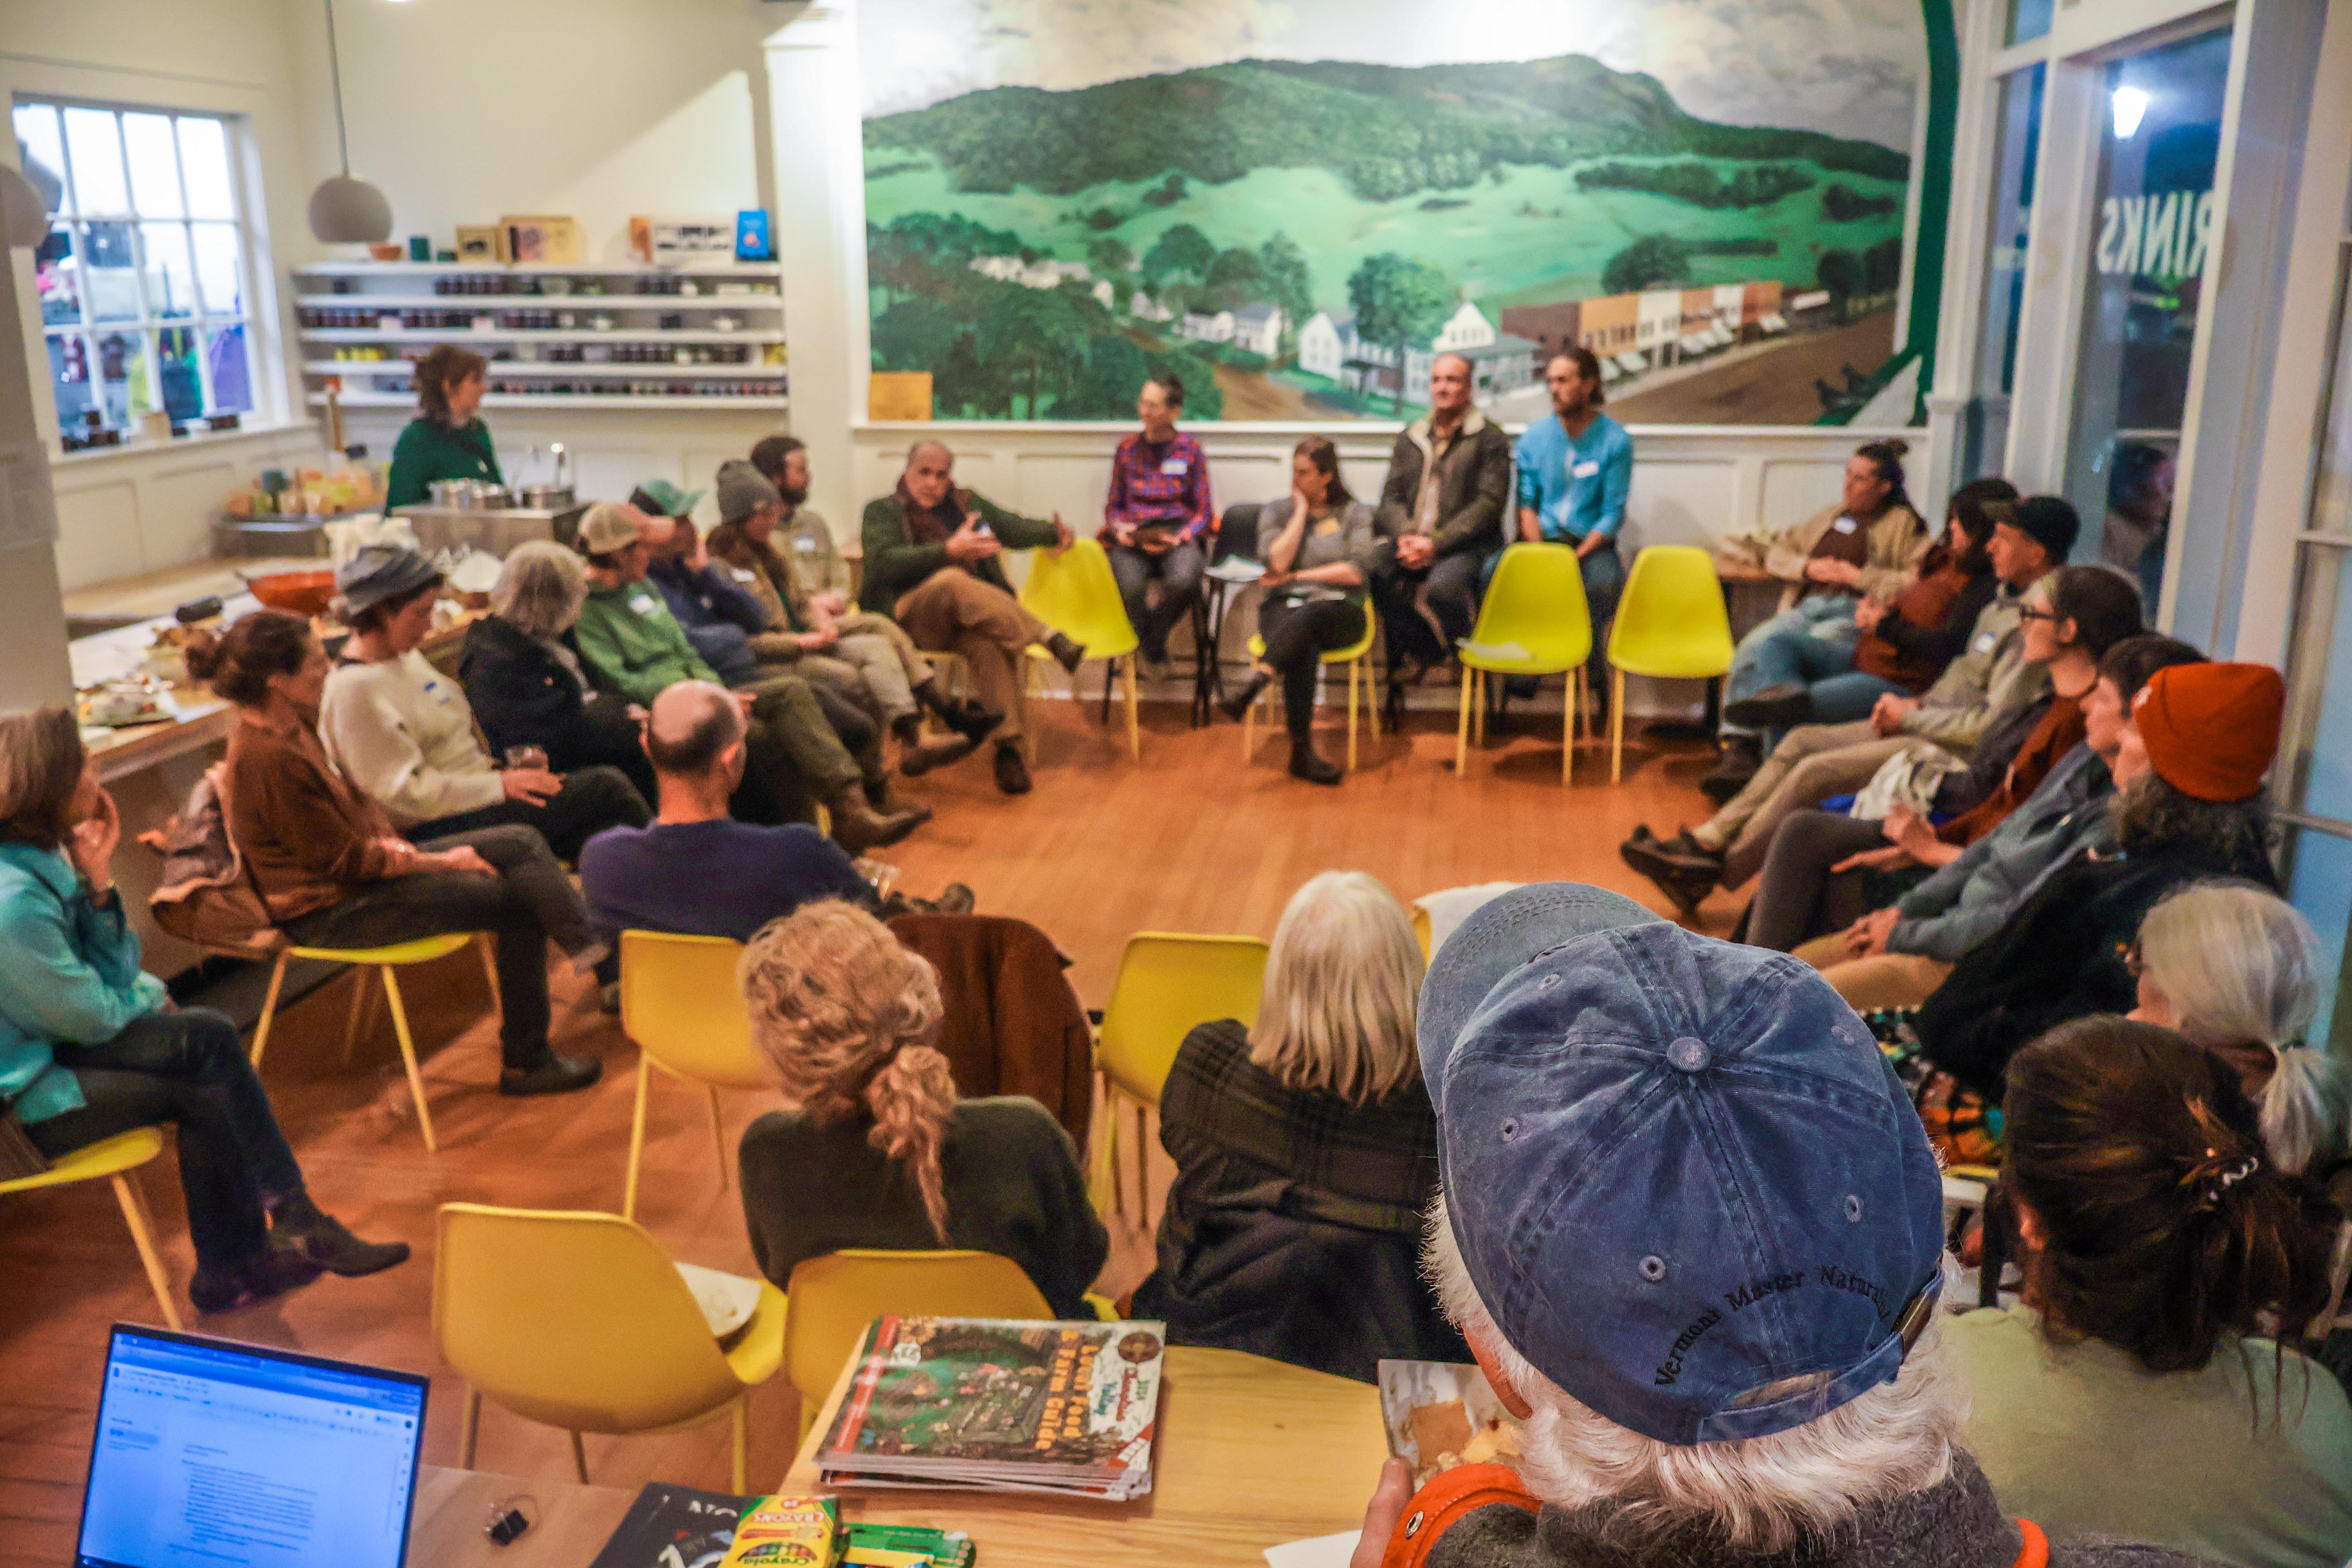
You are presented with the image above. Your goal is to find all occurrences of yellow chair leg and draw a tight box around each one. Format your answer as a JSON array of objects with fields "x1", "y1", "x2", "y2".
[
  {"x1": 476, "y1": 933, "x2": 501, "y2": 1014},
  {"x1": 341, "y1": 966, "x2": 376, "y2": 1063},
  {"x1": 111, "y1": 1171, "x2": 183, "y2": 1331},
  {"x1": 1575, "y1": 668, "x2": 1587, "y2": 743},
  {"x1": 460, "y1": 1386, "x2": 481, "y2": 1468},
  {"x1": 1454, "y1": 668, "x2": 1473, "y2": 776},
  {"x1": 731, "y1": 1396, "x2": 750, "y2": 1494},
  {"x1": 706, "y1": 1086, "x2": 728, "y2": 1194},
  {"x1": 379, "y1": 967, "x2": 438, "y2": 1154},
  {"x1": 1345, "y1": 658, "x2": 1359, "y2": 773},
  {"x1": 569, "y1": 1430, "x2": 589, "y2": 1485},
  {"x1": 249, "y1": 949, "x2": 291, "y2": 1069},
  {"x1": 1611, "y1": 668, "x2": 1627, "y2": 784},
  {"x1": 1475, "y1": 669, "x2": 1487, "y2": 747},
  {"x1": 1368, "y1": 658, "x2": 1381, "y2": 740},
  {"x1": 624, "y1": 1054, "x2": 652, "y2": 1221},
  {"x1": 1127, "y1": 659, "x2": 1142, "y2": 760}
]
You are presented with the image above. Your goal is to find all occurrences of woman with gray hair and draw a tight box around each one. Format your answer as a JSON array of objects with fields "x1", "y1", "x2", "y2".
[
  {"x1": 458, "y1": 540, "x2": 657, "y2": 803},
  {"x1": 1132, "y1": 871, "x2": 1466, "y2": 1379},
  {"x1": 2130, "y1": 881, "x2": 2347, "y2": 1175}
]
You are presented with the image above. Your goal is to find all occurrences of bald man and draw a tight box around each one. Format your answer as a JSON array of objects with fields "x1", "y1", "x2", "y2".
[
  {"x1": 577, "y1": 681, "x2": 878, "y2": 947},
  {"x1": 860, "y1": 440, "x2": 1082, "y2": 795}
]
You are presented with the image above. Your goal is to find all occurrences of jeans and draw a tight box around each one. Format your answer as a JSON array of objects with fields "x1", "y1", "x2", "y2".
[
  {"x1": 1576, "y1": 541, "x2": 1624, "y2": 701},
  {"x1": 1106, "y1": 538, "x2": 1206, "y2": 662},
  {"x1": 284, "y1": 824, "x2": 593, "y2": 1071},
  {"x1": 1368, "y1": 543, "x2": 1483, "y2": 668},
  {"x1": 1735, "y1": 613, "x2": 1908, "y2": 729},
  {"x1": 27, "y1": 1008, "x2": 298, "y2": 1272},
  {"x1": 1258, "y1": 594, "x2": 1367, "y2": 737},
  {"x1": 408, "y1": 764, "x2": 649, "y2": 863}
]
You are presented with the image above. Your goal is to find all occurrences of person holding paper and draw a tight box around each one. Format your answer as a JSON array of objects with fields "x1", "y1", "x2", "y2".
[
  {"x1": 1510, "y1": 350, "x2": 1633, "y2": 719},
  {"x1": 1103, "y1": 374, "x2": 1213, "y2": 674}
]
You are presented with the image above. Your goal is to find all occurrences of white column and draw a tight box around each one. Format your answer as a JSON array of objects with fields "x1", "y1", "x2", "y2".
[
  {"x1": 765, "y1": 3, "x2": 871, "y2": 546},
  {"x1": 1, "y1": 242, "x2": 73, "y2": 713}
]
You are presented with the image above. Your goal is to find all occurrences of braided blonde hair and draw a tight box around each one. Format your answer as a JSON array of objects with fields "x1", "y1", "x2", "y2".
[{"x1": 740, "y1": 900, "x2": 958, "y2": 1241}]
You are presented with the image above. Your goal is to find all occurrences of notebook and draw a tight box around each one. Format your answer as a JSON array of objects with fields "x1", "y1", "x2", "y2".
[{"x1": 74, "y1": 1324, "x2": 429, "y2": 1568}]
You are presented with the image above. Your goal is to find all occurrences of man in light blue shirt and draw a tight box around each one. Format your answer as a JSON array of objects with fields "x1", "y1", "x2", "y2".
[{"x1": 1511, "y1": 348, "x2": 1634, "y2": 711}]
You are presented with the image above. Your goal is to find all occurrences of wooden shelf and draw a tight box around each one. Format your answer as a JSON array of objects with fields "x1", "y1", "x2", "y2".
[
  {"x1": 305, "y1": 360, "x2": 784, "y2": 379},
  {"x1": 292, "y1": 261, "x2": 779, "y2": 278},
  {"x1": 310, "y1": 391, "x2": 788, "y2": 410},
  {"x1": 298, "y1": 328, "x2": 783, "y2": 346},
  {"x1": 294, "y1": 292, "x2": 779, "y2": 310}
]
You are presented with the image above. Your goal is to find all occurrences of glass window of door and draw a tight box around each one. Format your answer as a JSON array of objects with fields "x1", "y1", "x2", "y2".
[
  {"x1": 1962, "y1": 63, "x2": 2044, "y2": 482},
  {"x1": 2063, "y1": 28, "x2": 2232, "y2": 606}
]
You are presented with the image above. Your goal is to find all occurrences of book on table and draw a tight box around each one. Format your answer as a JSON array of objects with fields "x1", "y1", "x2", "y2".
[{"x1": 817, "y1": 1316, "x2": 1167, "y2": 1501}]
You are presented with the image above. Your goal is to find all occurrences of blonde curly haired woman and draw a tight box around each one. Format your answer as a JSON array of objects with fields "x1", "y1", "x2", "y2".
[{"x1": 735, "y1": 900, "x2": 1107, "y2": 1316}]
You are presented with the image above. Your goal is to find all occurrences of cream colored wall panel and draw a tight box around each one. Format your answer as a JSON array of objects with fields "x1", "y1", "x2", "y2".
[
  {"x1": 141, "y1": 460, "x2": 241, "y2": 567},
  {"x1": 1759, "y1": 458, "x2": 1853, "y2": 534},
  {"x1": 1626, "y1": 460, "x2": 1740, "y2": 551},
  {"x1": 52, "y1": 482, "x2": 143, "y2": 592}
]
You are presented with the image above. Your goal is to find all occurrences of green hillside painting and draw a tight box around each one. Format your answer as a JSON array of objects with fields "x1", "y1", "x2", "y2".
[{"x1": 863, "y1": 44, "x2": 1916, "y2": 423}]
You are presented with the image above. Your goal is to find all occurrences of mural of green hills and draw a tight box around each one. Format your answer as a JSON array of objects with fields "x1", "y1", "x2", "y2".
[{"x1": 866, "y1": 56, "x2": 1908, "y2": 203}]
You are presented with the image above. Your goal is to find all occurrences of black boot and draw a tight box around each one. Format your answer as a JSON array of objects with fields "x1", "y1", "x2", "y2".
[
  {"x1": 190, "y1": 1237, "x2": 326, "y2": 1315},
  {"x1": 1218, "y1": 671, "x2": 1270, "y2": 723},
  {"x1": 1288, "y1": 735, "x2": 1343, "y2": 786},
  {"x1": 1699, "y1": 735, "x2": 1762, "y2": 804},
  {"x1": 993, "y1": 742, "x2": 1033, "y2": 795},
  {"x1": 915, "y1": 681, "x2": 1005, "y2": 746},
  {"x1": 893, "y1": 713, "x2": 975, "y2": 777},
  {"x1": 269, "y1": 1191, "x2": 411, "y2": 1277},
  {"x1": 500, "y1": 1051, "x2": 603, "y2": 1097},
  {"x1": 1044, "y1": 631, "x2": 1086, "y2": 675}
]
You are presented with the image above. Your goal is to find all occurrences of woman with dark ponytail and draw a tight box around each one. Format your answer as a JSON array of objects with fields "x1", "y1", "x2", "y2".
[
  {"x1": 1948, "y1": 1017, "x2": 2352, "y2": 1566},
  {"x1": 736, "y1": 900, "x2": 1107, "y2": 1316}
]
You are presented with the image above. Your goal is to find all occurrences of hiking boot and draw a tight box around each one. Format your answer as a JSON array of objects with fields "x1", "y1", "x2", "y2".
[
  {"x1": 993, "y1": 743, "x2": 1033, "y2": 795},
  {"x1": 270, "y1": 1194, "x2": 410, "y2": 1278},
  {"x1": 827, "y1": 785, "x2": 923, "y2": 854},
  {"x1": 1699, "y1": 736, "x2": 1761, "y2": 804},
  {"x1": 190, "y1": 1238, "x2": 326, "y2": 1316},
  {"x1": 1044, "y1": 632, "x2": 1086, "y2": 675},
  {"x1": 1722, "y1": 683, "x2": 1812, "y2": 731},
  {"x1": 1288, "y1": 736, "x2": 1343, "y2": 786},
  {"x1": 1620, "y1": 833, "x2": 1724, "y2": 916},
  {"x1": 898, "y1": 731, "x2": 976, "y2": 778},
  {"x1": 500, "y1": 1050, "x2": 603, "y2": 1097},
  {"x1": 1218, "y1": 672, "x2": 1270, "y2": 723},
  {"x1": 943, "y1": 703, "x2": 1005, "y2": 746}
]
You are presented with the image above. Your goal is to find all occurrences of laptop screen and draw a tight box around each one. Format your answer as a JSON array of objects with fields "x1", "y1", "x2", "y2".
[{"x1": 76, "y1": 1325, "x2": 428, "y2": 1568}]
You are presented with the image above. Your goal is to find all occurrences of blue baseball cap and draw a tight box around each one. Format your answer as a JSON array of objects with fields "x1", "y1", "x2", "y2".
[{"x1": 1417, "y1": 884, "x2": 1944, "y2": 1447}]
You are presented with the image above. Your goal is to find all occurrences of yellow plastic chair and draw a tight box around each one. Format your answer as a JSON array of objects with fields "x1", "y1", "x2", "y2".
[
  {"x1": 1606, "y1": 545, "x2": 1737, "y2": 783},
  {"x1": 784, "y1": 1249, "x2": 1050, "y2": 1439},
  {"x1": 1410, "y1": 903, "x2": 1434, "y2": 960},
  {"x1": 0, "y1": 1129, "x2": 182, "y2": 1330},
  {"x1": 1020, "y1": 535, "x2": 1143, "y2": 761},
  {"x1": 1240, "y1": 609, "x2": 1381, "y2": 772},
  {"x1": 434, "y1": 1203, "x2": 785, "y2": 1492},
  {"x1": 619, "y1": 930, "x2": 770, "y2": 1222},
  {"x1": 249, "y1": 931, "x2": 500, "y2": 1154},
  {"x1": 1454, "y1": 543, "x2": 1593, "y2": 785},
  {"x1": 1094, "y1": 932, "x2": 1270, "y2": 1218}
]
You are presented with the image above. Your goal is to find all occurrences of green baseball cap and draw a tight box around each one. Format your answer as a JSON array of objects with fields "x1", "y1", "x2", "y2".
[{"x1": 628, "y1": 477, "x2": 705, "y2": 518}]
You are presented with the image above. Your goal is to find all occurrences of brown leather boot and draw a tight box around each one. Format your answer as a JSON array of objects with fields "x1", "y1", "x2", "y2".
[{"x1": 827, "y1": 784, "x2": 922, "y2": 854}]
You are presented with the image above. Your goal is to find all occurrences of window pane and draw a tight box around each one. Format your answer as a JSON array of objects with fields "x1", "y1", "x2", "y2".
[
  {"x1": 176, "y1": 117, "x2": 235, "y2": 220},
  {"x1": 2006, "y1": 0, "x2": 2053, "y2": 45},
  {"x1": 1962, "y1": 64, "x2": 2044, "y2": 482},
  {"x1": 13, "y1": 104, "x2": 69, "y2": 215},
  {"x1": 80, "y1": 221, "x2": 144, "y2": 322},
  {"x1": 36, "y1": 223, "x2": 83, "y2": 325},
  {"x1": 62, "y1": 107, "x2": 129, "y2": 215},
  {"x1": 140, "y1": 222, "x2": 197, "y2": 318},
  {"x1": 190, "y1": 223, "x2": 244, "y2": 315},
  {"x1": 2285, "y1": 831, "x2": 2352, "y2": 1052},
  {"x1": 95, "y1": 330, "x2": 145, "y2": 421},
  {"x1": 121, "y1": 113, "x2": 183, "y2": 218},
  {"x1": 49, "y1": 334, "x2": 108, "y2": 438},
  {"x1": 206, "y1": 323, "x2": 255, "y2": 414},
  {"x1": 156, "y1": 327, "x2": 204, "y2": 422},
  {"x1": 2064, "y1": 28, "x2": 2230, "y2": 603}
]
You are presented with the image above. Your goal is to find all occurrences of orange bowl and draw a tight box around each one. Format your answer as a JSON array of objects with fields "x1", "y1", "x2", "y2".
[{"x1": 247, "y1": 570, "x2": 338, "y2": 618}]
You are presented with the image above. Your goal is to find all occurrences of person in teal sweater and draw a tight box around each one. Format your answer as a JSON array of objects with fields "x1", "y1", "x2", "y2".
[
  {"x1": 385, "y1": 344, "x2": 503, "y2": 510},
  {"x1": 568, "y1": 504, "x2": 919, "y2": 851},
  {"x1": 1510, "y1": 348, "x2": 1635, "y2": 716},
  {"x1": 0, "y1": 708, "x2": 406, "y2": 1314}
]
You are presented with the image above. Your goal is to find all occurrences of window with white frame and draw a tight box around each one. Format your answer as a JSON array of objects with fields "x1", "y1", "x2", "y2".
[{"x1": 12, "y1": 99, "x2": 264, "y2": 450}]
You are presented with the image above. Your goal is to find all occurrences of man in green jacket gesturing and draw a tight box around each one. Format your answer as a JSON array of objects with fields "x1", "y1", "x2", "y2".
[{"x1": 860, "y1": 440, "x2": 1083, "y2": 795}]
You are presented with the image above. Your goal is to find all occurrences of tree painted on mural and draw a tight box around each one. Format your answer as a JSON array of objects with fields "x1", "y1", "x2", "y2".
[{"x1": 1348, "y1": 253, "x2": 1454, "y2": 414}]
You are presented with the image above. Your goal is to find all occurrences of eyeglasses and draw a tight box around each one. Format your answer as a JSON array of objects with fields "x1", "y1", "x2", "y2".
[{"x1": 2016, "y1": 605, "x2": 2060, "y2": 622}]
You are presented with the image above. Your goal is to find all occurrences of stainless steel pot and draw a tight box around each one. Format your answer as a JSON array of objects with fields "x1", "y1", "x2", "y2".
[
  {"x1": 428, "y1": 479, "x2": 513, "y2": 511},
  {"x1": 515, "y1": 484, "x2": 575, "y2": 510}
]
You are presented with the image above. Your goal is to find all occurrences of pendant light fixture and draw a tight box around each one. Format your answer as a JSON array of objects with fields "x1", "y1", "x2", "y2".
[{"x1": 306, "y1": 0, "x2": 394, "y2": 243}]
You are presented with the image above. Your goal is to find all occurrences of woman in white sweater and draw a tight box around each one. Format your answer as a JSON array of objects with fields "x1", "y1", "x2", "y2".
[{"x1": 319, "y1": 545, "x2": 648, "y2": 862}]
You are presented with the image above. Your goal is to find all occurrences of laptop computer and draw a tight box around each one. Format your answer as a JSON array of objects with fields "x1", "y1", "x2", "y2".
[{"x1": 74, "y1": 1324, "x2": 429, "y2": 1568}]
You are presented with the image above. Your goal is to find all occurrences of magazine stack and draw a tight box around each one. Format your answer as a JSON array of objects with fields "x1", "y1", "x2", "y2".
[{"x1": 816, "y1": 1316, "x2": 1167, "y2": 1501}]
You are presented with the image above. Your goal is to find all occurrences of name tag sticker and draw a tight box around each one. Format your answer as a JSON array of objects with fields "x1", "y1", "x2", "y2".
[
  {"x1": 731, "y1": 568, "x2": 756, "y2": 583},
  {"x1": 1833, "y1": 516, "x2": 1859, "y2": 534},
  {"x1": 630, "y1": 595, "x2": 658, "y2": 616},
  {"x1": 1159, "y1": 459, "x2": 1189, "y2": 476},
  {"x1": 1312, "y1": 519, "x2": 1341, "y2": 537},
  {"x1": 1572, "y1": 460, "x2": 1601, "y2": 479},
  {"x1": 1973, "y1": 631, "x2": 1997, "y2": 654}
]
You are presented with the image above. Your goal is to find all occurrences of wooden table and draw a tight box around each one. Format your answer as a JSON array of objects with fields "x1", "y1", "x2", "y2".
[
  {"x1": 783, "y1": 1345, "x2": 1388, "y2": 1567},
  {"x1": 407, "y1": 1465, "x2": 642, "y2": 1566}
]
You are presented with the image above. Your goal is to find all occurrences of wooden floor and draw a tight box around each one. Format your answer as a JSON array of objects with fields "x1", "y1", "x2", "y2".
[{"x1": 0, "y1": 683, "x2": 1740, "y2": 1565}]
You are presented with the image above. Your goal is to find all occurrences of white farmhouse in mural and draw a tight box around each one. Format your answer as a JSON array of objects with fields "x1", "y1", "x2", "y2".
[
  {"x1": 1402, "y1": 301, "x2": 1499, "y2": 403},
  {"x1": 1297, "y1": 309, "x2": 1357, "y2": 379},
  {"x1": 1229, "y1": 302, "x2": 1285, "y2": 357},
  {"x1": 1178, "y1": 308, "x2": 1236, "y2": 345},
  {"x1": 1129, "y1": 290, "x2": 1174, "y2": 323},
  {"x1": 968, "y1": 254, "x2": 1115, "y2": 307}
]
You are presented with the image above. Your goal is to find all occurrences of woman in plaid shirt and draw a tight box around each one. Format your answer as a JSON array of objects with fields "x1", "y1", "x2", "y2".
[{"x1": 1103, "y1": 374, "x2": 1213, "y2": 670}]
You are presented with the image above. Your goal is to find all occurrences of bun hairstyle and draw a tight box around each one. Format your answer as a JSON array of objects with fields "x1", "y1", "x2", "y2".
[
  {"x1": 183, "y1": 610, "x2": 315, "y2": 707},
  {"x1": 739, "y1": 900, "x2": 958, "y2": 1241},
  {"x1": 1854, "y1": 439, "x2": 1914, "y2": 515},
  {"x1": 2002, "y1": 1017, "x2": 2334, "y2": 1373}
]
